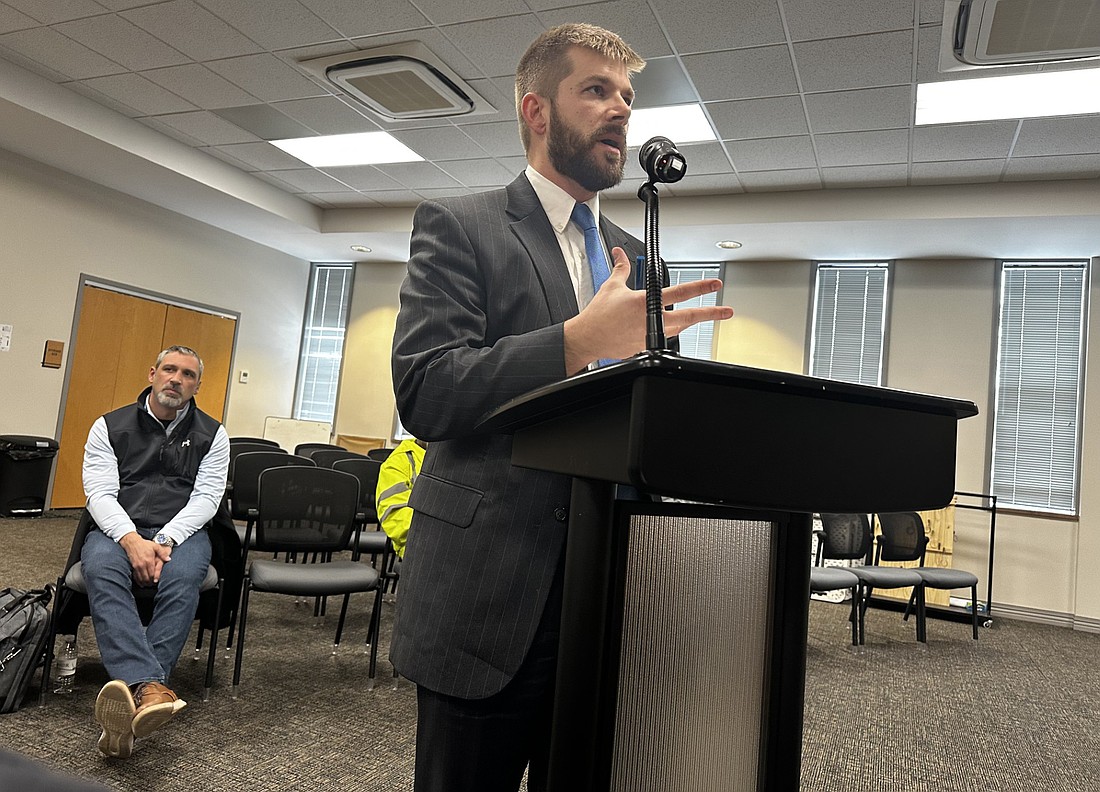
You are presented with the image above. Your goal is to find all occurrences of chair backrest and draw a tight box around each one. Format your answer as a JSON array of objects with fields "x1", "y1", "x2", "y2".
[
  {"x1": 228, "y1": 442, "x2": 286, "y2": 487},
  {"x1": 254, "y1": 466, "x2": 360, "y2": 553},
  {"x1": 310, "y1": 449, "x2": 369, "y2": 469},
  {"x1": 230, "y1": 451, "x2": 315, "y2": 521},
  {"x1": 817, "y1": 513, "x2": 873, "y2": 563},
  {"x1": 875, "y1": 511, "x2": 929, "y2": 564},
  {"x1": 331, "y1": 458, "x2": 383, "y2": 521},
  {"x1": 294, "y1": 442, "x2": 346, "y2": 458},
  {"x1": 366, "y1": 447, "x2": 393, "y2": 462},
  {"x1": 229, "y1": 436, "x2": 281, "y2": 448}
]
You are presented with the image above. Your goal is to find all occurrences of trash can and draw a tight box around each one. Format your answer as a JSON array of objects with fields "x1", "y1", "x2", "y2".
[{"x1": 0, "y1": 435, "x2": 60, "y2": 517}]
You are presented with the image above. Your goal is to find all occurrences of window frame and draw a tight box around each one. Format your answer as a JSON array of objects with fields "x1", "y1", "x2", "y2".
[
  {"x1": 664, "y1": 263, "x2": 722, "y2": 360},
  {"x1": 293, "y1": 262, "x2": 355, "y2": 424},
  {"x1": 808, "y1": 261, "x2": 891, "y2": 387}
]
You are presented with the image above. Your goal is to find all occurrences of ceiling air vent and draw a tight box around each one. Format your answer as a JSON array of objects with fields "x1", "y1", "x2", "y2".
[
  {"x1": 298, "y1": 42, "x2": 495, "y2": 121},
  {"x1": 950, "y1": 0, "x2": 1100, "y2": 66}
]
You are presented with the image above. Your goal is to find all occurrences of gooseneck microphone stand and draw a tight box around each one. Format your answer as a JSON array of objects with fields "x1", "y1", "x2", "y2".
[{"x1": 637, "y1": 180, "x2": 667, "y2": 353}]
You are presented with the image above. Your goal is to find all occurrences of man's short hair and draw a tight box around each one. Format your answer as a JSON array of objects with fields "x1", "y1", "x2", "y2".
[
  {"x1": 156, "y1": 345, "x2": 204, "y2": 380},
  {"x1": 515, "y1": 23, "x2": 645, "y2": 152}
]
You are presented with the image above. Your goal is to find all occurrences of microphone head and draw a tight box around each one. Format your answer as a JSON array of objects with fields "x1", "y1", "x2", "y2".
[{"x1": 639, "y1": 136, "x2": 687, "y2": 184}]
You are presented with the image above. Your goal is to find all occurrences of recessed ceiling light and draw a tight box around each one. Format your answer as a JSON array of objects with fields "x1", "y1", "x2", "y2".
[
  {"x1": 271, "y1": 131, "x2": 423, "y2": 167},
  {"x1": 916, "y1": 66, "x2": 1100, "y2": 125},
  {"x1": 627, "y1": 104, "x2": 717, "y2": 147},
  {"x1": 716, "y1": 240, "x2": 742, "y2": 250},
  {"x1": 350, "y1": 245, "x2": 371, "y2": 254}
]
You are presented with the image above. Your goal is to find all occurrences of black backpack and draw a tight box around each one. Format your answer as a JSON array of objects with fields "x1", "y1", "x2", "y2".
[{"x1": 0, "y1": 586, "x2": 53, "y2": 713}]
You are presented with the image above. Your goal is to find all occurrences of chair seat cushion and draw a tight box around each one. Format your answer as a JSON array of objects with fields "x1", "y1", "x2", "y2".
[
  {"x1": 248, "y1": 558, "x2": 380, "y2": 596},
  {"x1": 809, "y1": 567, "x2": 859, "y2": 592},
  {"x1": 915, "y1": 567, "x2": 979, "y2": 588},
  {"x1": 850, "y1": 565, "x2": 923, "y2": 588},
  {"x1": 65, "y1": 561, "x2": 219, "y2": 594}
]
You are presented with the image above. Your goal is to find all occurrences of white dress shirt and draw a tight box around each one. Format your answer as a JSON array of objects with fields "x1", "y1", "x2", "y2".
[{"x1": 82, "y1": 397, "x2": 229, "y2": 544}]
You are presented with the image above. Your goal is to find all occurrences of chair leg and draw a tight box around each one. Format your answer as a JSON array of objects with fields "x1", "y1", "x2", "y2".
[
  {"x1": 232, "y1": 579, "x2": 252, "y2": 697},
  {"x1": 902, "y1": 589, "x2": 917, "y2": 622},
  {"x1": 204, "y1": 582, "x2": 223, "y2": 701},
  {"x1": 333, "y1": 593, "x2": 351, "y2": 651},
  {"x1": 366, "y1": 584, "x2": 383, "y2": 689},
  {"x1": 848, "y1": 585, "x2": 859, "y2": 647},
  {"x1": 915, "y1": 585, "x2": 927, "y2": 643},
  {"x1": 971, "y1": 583, "x2": 980, "y2": 640},
  {"x1": 39, "y1": 577, "x2": 67, "y2": 707}
]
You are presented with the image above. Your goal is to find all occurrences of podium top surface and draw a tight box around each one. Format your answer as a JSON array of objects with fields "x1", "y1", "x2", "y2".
[{"x1": 480, "y1": 350, "x2": 978, "y2": 435}]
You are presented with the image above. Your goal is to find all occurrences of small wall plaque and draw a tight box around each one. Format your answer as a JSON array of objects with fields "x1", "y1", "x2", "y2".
[{"x1": 42, "y1": 340, "x2": 64, "y2": 369}]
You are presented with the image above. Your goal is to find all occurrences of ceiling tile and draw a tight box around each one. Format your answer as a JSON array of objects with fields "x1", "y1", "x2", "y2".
[
  {"x1": 271, "y1": 96, "x2": 378, "y2": 135},
  {"x1": 682, "y1": 46, "x2": 799, "y2": 101},
  {"x1": 815, "y1": 129, "x2": 909, "y2": 167},
  {"x1": 631, "y1": 56, "x2": 699, "y2": 109},
  {"x1": 3, "y1": 0, "x2": 106, "y2": 25},
  {"x1": 652, "y1": 0, "x2": 785, "y2": 54},
  {"x1": 121, "y1": 0, "x2": 262, "y2": 62},
  {"x1": 677, "y1": 142, "x2": 733, "y2": 175},
  {"x1": 54, "y1": 15, "x2": 190, "y2": 71},
  {"x1": 538, "y1": 1, "x2": 673, "y2": 59},
  {"x1": 417, "y1": 187, "x2": 475, "y2": 200},
  {"x1": 454, "y1": 119, "x2": 526, "y2": 158},
  {"x1": 910, "y1": 159, "x2": 1005, "y2": 185},
  {"x1": 794, "y1": 31, "x2": 913, "y2": 93},
  {"x1": 601, "y1": 176, "x2": 649, "y2": 198},
  {"x1": 137, "y1": 116, "x2": 205, "y2": 147},
  {"x1": 319, "y1": 165, "x2": 402, "y2": 190},
  {"x1": 392, "y1": 126, "x2": 491, "y2": 161},
  {"x1": 194, "y1": 0, "x2": 343, "y2": 50},
  {"x1": 358, "y1": 188, "x2": 423, "y2": 204},
  {"x1": 1013, "y1": 116, "x2": 1100, "y2": 157},
  {"x1": 441, "y1": 14, "x2": 546, "y2": 78},
  {"x1": 66, "y1": 79, "x2": 144, "y2": 116},
  {"x1": 418, "y1": 0, "x2": 529, "y2": 26},
  {"x1": 739, "y1": 168, "x2": 822, "y2": 191},
  {"x1": 296, "y1": 0, "x2": 429, "y2": 39},
  {"x1": 0, "y1": 25, "x2": 122, "y2": 79},
  {"x1": 912, "y1": 121, "x2": 1019, "y2": 162},
  {"x1": 708, "y1": 95, "x2": 808, "y2": 140},
  {"x1": 1004, "y1": 154, "x2": 1100, "y2": 181},
  {"x1": 821, "y1": 163, "x2": 908, "y2": 188},
  {"x1": 436, "y1": 157, "x2": 520, "y2": 187},
  {"x1": 265, "y1": 166, "x2": 351, "y2": 191},
  {"x1": 804, "y1": 86, "x2": 912, "y2": 134},
  {"x1": 213, "y1": 104, "x2": 316, "y2": 139},
  {"x1": 0, "y1": 3, "x2": 38, "y2": 34},
  {"x1": 919, "y1": 0, "x2": 945, "y2": 25},
  {"x1": 206, "y1": 53, "x2": 328, "y2": 102},
  {"x1": 142, "y1": 63, "x2": 260, "y2": 109},
  {"x1": 308, "y1": 191, "x2": 379, "y2": 207},
  {"x1": 374, "y1": 161, "x2": 462, "y2": 189},
  {"x1": 781, "y1": 0, "x2": 914, "y2": 41},
  {"x1": 666, "y1": 172, "x2": 744, "y2": 195},
  {"x1": 459, "y1": 78, "x2": 514, "y2": 120},
  {"x1": 78, "y1": 72, "x2": 197, "y2": 114},
  {"x1": 214, "y1": 141, "x2": 307, "y2": 170},
  {"x1": 727, "y1": 136, "x2": 817, "y2": 171},
  {"x1": 148, "y1": 110, "x2": 261, "y2": 145}
]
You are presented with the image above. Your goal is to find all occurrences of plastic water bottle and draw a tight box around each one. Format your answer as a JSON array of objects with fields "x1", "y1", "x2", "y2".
[{"x1": 53, "y1": 635, "x2": 77, "y2": 695}]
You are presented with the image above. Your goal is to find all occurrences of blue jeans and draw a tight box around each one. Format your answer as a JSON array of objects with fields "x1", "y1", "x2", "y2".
[{"x1": 81, "y1": 527, "x2": 211, "y2": 686}]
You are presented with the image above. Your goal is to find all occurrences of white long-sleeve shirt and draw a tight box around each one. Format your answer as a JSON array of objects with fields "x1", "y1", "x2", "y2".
[{"x1": 82, "y1": 397, "x2": 229, "y2": 544}]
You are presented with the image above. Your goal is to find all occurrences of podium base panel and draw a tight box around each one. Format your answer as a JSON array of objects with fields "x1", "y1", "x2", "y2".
[{"x1": 610, "y1": 510, "x2": 773, "y2": 791}]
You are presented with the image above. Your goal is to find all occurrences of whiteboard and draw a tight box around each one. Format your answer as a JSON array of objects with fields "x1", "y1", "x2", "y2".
[{"x1": 263, "y1": 416, "x2": 331, "y2": 453}]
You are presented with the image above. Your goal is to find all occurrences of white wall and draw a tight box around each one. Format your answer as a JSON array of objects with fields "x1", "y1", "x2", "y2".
[{"x1": 0, "y1": 150, "x2": 308, "y2": 446}]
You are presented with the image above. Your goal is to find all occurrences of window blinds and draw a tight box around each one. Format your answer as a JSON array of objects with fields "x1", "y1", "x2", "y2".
[
  {"x1": 294, "y1": 264, "x2": 353, "y2": 423},
  {"x1": 810, "y1": 264, "x2": 889, "y2": 386}
]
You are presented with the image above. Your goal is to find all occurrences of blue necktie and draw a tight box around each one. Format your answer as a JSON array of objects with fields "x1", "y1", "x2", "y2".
[
  {"x1": 571, "y1": 202, "x2": 610, "y2": 298},
  {"x1": 571, "y1": 202, "x2": 615, "y2": 366}
]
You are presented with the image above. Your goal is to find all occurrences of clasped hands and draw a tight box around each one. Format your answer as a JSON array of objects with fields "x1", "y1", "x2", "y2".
[
  {"x1": 119, "y1": 532, "x2": 172, "y2": 586},
  {"x1": 564, "y1": 246, "x2": 734, "y2": 374}
]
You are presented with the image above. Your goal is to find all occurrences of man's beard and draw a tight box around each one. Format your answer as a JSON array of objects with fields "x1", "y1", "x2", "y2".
[
  {"x1": 155, "y1": 390, "x2": 184, "y2": 410},
  {"x1": 546, "y1": 104, "x2": 626, "y2": 193}
]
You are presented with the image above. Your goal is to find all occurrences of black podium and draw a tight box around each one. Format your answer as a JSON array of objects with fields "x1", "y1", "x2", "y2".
[{"x1": 481, "y1": 351, "x2": 978, "y2": 792}]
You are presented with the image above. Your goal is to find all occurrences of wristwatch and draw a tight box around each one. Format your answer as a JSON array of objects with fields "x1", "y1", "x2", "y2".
[{"x1": 154, "y1": 534, "x2": 176, "y2": 549}]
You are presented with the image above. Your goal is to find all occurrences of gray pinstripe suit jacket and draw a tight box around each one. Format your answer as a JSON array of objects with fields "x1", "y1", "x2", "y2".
[{"x1": 389, "y1": 173, "x2": 644, "y2": 699}]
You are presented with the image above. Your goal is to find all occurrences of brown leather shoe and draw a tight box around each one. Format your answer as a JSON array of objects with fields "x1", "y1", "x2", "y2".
[{"x1": 130, "y1": 682, "x2": 187, "y2": 739}]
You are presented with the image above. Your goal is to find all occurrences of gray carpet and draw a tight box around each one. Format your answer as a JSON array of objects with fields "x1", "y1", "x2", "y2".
[{"x1": 2, "y1": 512, "x2": 1099, "y2": 791}]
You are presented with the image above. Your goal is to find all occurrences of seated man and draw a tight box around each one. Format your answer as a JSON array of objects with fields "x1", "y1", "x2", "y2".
[
  {"x1": 375, "y1": 437, "x2": 426, "y2": 559},
  {"x1": 81, "y1": 345, "x2": 229, "y2": 758}
]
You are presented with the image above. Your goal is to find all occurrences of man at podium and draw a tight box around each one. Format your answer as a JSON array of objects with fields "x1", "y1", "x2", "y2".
[{"x1": 388, "y1": 22, "x2": 732, "y2": 792}]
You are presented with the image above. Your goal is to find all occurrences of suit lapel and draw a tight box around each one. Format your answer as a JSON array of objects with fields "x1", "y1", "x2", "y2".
[{"x1": 505, "y1": 175, "x2": 579, "y2": 322}]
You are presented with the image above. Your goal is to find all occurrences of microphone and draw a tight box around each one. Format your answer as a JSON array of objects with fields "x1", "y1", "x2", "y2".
[{"x1": 639, "y1": 136, "x2": 687, "y2": 184}]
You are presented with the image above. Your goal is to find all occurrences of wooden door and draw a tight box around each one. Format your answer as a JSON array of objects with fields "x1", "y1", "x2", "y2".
[{"x1": 52, "y1": 286, "x2": 236, "y2": 508}]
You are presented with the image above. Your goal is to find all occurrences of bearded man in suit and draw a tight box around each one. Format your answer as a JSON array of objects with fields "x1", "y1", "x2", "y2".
[{"x1": 389, "y1": 22, "x2": 733, "y2": 792}]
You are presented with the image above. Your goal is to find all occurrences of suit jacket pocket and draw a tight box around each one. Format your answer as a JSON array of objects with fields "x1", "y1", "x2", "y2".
[{"x1": 409, "y1": 472, "x2": 483, "y2": 528}]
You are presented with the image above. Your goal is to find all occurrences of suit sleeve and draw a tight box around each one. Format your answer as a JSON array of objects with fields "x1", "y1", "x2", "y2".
[{"x1": 392, "y1": 199, "x2": 569, "y2": 441}]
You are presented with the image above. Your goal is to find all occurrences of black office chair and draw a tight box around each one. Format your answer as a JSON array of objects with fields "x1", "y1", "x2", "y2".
[
  {"x1": 42, "y1": 506, "x2": 240, "y2": 703},
  {"x1": 876, "y1": 511, "x2": 980, "y2": 641},
  {"x1": 228, "y1": 436, "x2": 280, "y2": 448},
  {"x1": 309, "y1": 449, "x2": 369, "y2": 469},
  {"x1": 332, "y1": 457, "x2": 394, "y2": 590},
  {"x1": 293, "y1": 442, "x2": 346, "y2": 459},
  {"x1": 232, "y1": 466, "x2": 384, "y2": 696},
  {"x1": 227, "y1": 442, "x2": 286, "y2": 494},
  {"x1": 817, "y1": 513, "x2": 926, "y2": 644},
  {"x1": 808, "y1": 565, "x2": 861, "y2": 646},
  {"x1": 366, "y1": 447, "x2": 393, "y2": 462}
]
